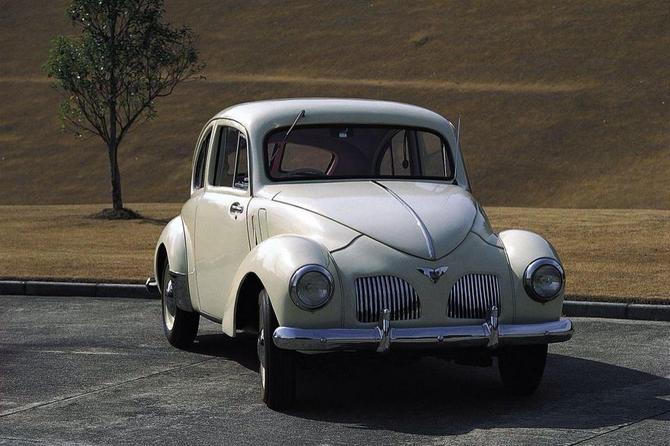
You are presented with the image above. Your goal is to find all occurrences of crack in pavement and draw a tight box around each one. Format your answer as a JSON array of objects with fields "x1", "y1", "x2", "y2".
[
  {"x1": 566, "y1": 408, "x2": 670, "y2": 446},
  {"x1": 0, "y1": 436, "x2": 46, "y2": 444},
  {"x1": 0, "y1": 357, "x2": 216, "y2": 418}
]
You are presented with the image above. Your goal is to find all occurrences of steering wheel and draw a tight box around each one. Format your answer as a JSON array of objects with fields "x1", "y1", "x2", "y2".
[{"x1": 286, "y1": 168, "x2": 324, "y2": 177}]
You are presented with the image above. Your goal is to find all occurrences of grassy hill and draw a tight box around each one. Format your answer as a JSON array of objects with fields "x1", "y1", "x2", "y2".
[
  {"x1": 2, "y1": 204, "x2": 667, "y2": 301},
  {"x1": 0, "y1": 0, "x2": 668, "y2": 208}
]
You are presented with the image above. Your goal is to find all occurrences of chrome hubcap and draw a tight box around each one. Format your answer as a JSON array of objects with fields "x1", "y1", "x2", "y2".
[{"x1": 163, "y1": 279, "x2": 176, "y2": 331}]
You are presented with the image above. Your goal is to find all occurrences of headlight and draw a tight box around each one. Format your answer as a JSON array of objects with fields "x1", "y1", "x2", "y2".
[
  {"x1": 289, "y1": 264, "x2": 334, "y2": 310},
  {"x1": 523, "y1": 258, "x2": 565, "y2": 302}
]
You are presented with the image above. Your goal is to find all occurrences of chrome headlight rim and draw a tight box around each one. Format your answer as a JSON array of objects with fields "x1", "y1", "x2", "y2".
[
  {"x1": 523, "y1": 257, "x2": 565, "y2": 302},
  {"x1": 289, "y1": 264, "x2": 334, "y2": 310}
]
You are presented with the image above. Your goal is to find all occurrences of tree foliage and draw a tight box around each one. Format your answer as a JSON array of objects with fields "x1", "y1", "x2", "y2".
[{"x1": 45, "y1": 0, "x2": 203, "y2": 214}]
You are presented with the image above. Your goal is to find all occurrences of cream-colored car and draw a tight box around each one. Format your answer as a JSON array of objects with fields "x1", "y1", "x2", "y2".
[{"x1": 150, "y1": 98, "x2": 573, "y2": 409}]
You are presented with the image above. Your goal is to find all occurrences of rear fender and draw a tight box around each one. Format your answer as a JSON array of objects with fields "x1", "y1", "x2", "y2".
[
  {"x1": 154, "y1": 217, "x2": 194, "y2": 312},
  {"x1": 155, "y1": 217, "x2": 188, "y2": 279}
]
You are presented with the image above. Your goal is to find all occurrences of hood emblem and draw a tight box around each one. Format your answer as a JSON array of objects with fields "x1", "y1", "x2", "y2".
[{"x1": 417, "y1": 266, "x2": 449, "y2": 283}]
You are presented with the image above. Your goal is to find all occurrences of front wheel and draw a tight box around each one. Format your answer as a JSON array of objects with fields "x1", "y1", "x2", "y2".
[
  {"x1": 498, "y1": 344, "x2": 548, "y2": 396},
  {"x1": 257, "y1": 289, "x2": 295, "y2": 410},
  {"x1": 161, "y1": 261, "x2": 199, "y2": 349}
]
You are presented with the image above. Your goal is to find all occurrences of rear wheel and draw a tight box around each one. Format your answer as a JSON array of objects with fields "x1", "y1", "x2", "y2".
[
  {"x1": 257, "y1": 289, "x2": 295, "y2": 410},
  {"x1": 161, "y1": 261, "x2": 199, "y2": 348},
  {"x1": 498, "y1": 344, "x2": 548, "y2": 396}
]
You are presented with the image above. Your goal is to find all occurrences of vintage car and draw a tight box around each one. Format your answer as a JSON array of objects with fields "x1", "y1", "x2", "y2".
[{"x1": 149, "y1": 98, "x2": 573, "y2": 409}]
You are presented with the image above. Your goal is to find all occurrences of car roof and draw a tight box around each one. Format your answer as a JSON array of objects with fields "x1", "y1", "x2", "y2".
[{"x1": 212, "y1": 98, "x2": 452, "y2": 133}]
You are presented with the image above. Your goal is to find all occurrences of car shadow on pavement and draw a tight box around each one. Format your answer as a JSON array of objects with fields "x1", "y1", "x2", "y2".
[
  {"x1": 184, "y1": 332, "x2": 670, "y2": 437},
  {"x1": 188, "y1": 333, "x2": 259, "y2": 372},
  {"x1": 288, "y1": 353, "x2": 670, "y2": 436}
]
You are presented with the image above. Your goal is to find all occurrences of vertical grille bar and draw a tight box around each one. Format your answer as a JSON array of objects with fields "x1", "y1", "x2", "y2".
[
  {"x1": 355, "y1": 279, "x2": 361, "y2": 322},
  {"x1": 363, "y1": 280, "x2": 372, "y2": 317},
  {"x1": 394, "y1": 277, "x2": 399, "y2": 320},
  {"x1": 480, "y1": 275, "x2": 486, "y2": 316},
  {"x1": 470, "y1": 275, "x2": 475, "y2": 317}
]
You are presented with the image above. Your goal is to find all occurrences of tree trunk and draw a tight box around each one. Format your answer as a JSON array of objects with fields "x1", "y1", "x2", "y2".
[
  {"x1": 107, "y1": 7, "x2": 122, "y2": 211},
  {"x1": 107, "y1": 142, "x2": 123, "y2": 211}
]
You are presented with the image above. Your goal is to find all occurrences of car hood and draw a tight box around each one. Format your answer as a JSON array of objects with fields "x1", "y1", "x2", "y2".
[{"x1": 271, "y1": 181, "x2": 477, "y2": 259}]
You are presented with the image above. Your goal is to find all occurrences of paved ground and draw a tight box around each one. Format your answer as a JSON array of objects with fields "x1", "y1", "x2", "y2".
[{"x1": 0, "y1": 295, "x2": 668, "y2": 445}]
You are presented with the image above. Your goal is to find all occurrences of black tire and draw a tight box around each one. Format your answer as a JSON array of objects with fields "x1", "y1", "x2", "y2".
[
  {"x1": 257, "y1": 289, "x2": 295, "y2": 410},
  {"x1": 498, "y1": 344, "x2": 548, "y2": 396},
  {"x1": 161, "y1": 261, "x2": 199, "y2": 349}
]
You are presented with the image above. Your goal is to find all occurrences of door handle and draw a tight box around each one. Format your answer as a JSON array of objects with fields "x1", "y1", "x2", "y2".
[{"x1": 230, "y1": 202, "x2": 244, "y2": 214}]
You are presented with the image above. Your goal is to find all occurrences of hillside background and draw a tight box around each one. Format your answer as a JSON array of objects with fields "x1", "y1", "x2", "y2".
[{"x1": 0, "y1": 0, "x2": 668, "y2": 208}]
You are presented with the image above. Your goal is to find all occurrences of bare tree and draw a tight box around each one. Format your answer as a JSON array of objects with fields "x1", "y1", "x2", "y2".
[{"x1": 45, "y1": 0, "x2": 203, "y2": 218}]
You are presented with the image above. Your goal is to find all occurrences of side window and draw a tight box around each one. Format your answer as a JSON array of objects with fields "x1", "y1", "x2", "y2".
[
  {"x1": 192, "y1": 129, "x2": 211, "y2": 190},
  {"x1": 379, "y1": 130, "x2": 411, "y2": 176},
  {"x1": 211, "y1": 126, "x2": 239, "y2": 187},
  {"x1": 234, "y1": 134, "x2": 249, "y2": 190}
]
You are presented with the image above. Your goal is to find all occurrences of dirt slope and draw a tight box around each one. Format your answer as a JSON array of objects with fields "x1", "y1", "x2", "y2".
[{"x1": 0, "y1": 0, "x2": 668, "y2": 208}]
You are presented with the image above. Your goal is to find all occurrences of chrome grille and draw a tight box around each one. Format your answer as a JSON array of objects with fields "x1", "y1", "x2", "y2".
[
  {"x1": 447, "y1": 274, "x2": 500, "y2": 319},
  {"x1": 355, "y1": 276, "x2": 421, "y2": 323}
]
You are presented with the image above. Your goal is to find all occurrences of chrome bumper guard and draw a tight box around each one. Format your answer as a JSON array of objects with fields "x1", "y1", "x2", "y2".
[{"x1": 273, "y1": 307, "x2": 573, "y2": 353}]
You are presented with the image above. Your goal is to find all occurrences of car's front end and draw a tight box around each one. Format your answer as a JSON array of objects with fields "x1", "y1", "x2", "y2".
[
  {"x1": 249, "y1": 175, "x2": 571, "y2": 354},
  {"x1": 273, "y1": 227, "x2": 572, "y2": 354}
]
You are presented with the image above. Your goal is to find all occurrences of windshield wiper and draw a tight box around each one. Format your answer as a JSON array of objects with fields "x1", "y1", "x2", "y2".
[
  {"x1": 282, "y1": 109, "x2": 305, "y2": 145},
  {"x1": 271, "y1": 109, "x2": 305, "y2": 165}
]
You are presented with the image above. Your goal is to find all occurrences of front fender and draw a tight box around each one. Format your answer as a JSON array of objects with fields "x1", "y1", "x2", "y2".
[
  {"x1": 498, "y1": 230, "x2": 565, "y2": 323},
  {"x1": 154, "y1": 216, "x2": 188, "y2": 284},
  {"x1": 222, "y1": 235, "x2": 343, "y2": 336}
]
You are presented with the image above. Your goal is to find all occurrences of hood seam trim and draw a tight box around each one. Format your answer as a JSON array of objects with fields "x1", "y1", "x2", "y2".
[{"x1": 371, "y1": 180, "x2": 436, "y2": 260}]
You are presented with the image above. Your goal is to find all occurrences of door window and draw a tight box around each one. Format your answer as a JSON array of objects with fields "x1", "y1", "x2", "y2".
[
  {"x1": 211, "y1": 126, "x2": 239, "y2": 187},
  {"x1": 192, "y1": 129, "x2": 211, "y2": 190},
  {"x1": 210, "y1": 125, "x2": 249, "y2": 190},
  {"x1": 234, "y1": 134, "x2": 249, "y2": 190}
]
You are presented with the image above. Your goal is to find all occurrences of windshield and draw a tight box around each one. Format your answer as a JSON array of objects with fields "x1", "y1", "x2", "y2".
[{"x1": 264, "y1": 125, "x2": 453, "y2": 181}]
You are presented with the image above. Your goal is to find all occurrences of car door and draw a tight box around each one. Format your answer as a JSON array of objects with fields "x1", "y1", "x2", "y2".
[
  {"x1": 181, "y1": 124, "x2": 213, "y2": 312},
  {"x1": 194, "y1": 120, "x2": 252, "y2": 319}
]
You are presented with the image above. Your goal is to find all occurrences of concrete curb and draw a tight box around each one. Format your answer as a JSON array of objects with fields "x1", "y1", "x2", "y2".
[
  {"x1": 1, "y1": 280, "x2": 669, "y2": 321},
  {"x1": 563, "y1": 300, "x2": 670, "y2": 322},
  {"x1": 0, "y1": 280, "x2": 157, "y2": 299}
]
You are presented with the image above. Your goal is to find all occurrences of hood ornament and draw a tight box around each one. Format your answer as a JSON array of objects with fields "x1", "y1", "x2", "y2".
[{"x1": 417, "y1": 266, "x2": 449, "y2": 283}]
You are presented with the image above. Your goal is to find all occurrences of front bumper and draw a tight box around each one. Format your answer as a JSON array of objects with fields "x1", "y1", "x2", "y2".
[{"x1": 273, "y1": 314, "x2": 573, "y2": 353}]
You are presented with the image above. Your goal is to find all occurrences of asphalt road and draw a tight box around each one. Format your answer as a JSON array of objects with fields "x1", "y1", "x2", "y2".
[{"x1": 0, "y1": 295, "x2": 668, "y2": 446}]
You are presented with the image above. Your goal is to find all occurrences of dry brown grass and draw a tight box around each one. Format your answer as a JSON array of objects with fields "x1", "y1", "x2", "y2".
[
  {"x1": 0, "y1": 204, "x2": 667, "y2": 303},
  {"x1": 0, "y1": 0, "x2": 668, "y2": 209},
  {"x1": 487, "y1": 207, "x2": 670, "y2": 303},
  {"x1": 0, "y1": 204, "x2": 180, "y2": 283}
]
